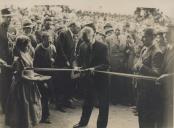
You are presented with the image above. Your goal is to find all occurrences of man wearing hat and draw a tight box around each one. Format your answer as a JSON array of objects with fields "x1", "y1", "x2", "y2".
[
  {"x1": 0, "y1": 8, "x2": 13, "y2": 113},
  {"x1": 23, "y1": 19, "x2": 37, "y2": 48},
  {"x1": 42, "y1": 17, "x2": 56, "y2": 44},
  {"x1": 134, "y1": 28, "x2": 163, "y2": 128}
]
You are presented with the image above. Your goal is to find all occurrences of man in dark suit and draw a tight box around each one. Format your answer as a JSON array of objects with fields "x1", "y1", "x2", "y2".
[
  {"x1": 134, "y1": 28, "x2": 163, "y2": 128},
  {"x1": 157, "y1": 24, "x2": 174, "y2": 128},
  {"x1": 0, "y1": 8, "x2": 13, "y2": 113},
  {"x1": 54, "y1": 22, "x2": 80, "y2": 111},
  {"x1": 73, "y1": 26, "x2": 109, "y2": 128}
]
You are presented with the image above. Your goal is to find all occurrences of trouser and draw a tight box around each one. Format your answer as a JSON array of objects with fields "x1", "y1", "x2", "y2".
[
  {"x1": 79, "y1": 76, "x2": 109, "y2": 128},
  {"x1": 137, "y1": 84, "x2": 162, "y2": 128},
  {"x1": 0, "y1": 69, "x2": 12, "y2": 113},
  {"x1": 38, "y1": 82, "x2": 50, "y2": 120},
  {"x1": 54, "y1": 71, "x2": 75, "y2": 107}
]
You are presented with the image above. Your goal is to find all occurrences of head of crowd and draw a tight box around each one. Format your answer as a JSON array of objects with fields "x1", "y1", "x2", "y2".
[{"x1": 0, "y1": 5, "x2": 174, "y2": 56}]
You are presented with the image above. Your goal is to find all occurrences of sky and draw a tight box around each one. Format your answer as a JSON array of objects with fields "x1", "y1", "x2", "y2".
[{"x1": 0, "y1": 0, "x2": 174, "y2": 18}]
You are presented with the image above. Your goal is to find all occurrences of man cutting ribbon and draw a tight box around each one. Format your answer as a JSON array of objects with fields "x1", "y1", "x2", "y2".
[{"x1": 73, "y1": 26, "x2": 110, "y2": 128}]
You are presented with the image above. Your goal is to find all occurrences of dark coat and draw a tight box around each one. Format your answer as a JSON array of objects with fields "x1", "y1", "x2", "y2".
[
  {"x1": 77, "y1": 40, "x2": 110, "y2": 128},
  {"x1": 0, "y1": 22, "x2": 13, "y2": 112},
  {"x1": 78, "y1": 40, "x2": 109, "y2": 82},
  {"x1": 0, "y1": 22, "x2": 11, "y2": 64},
  {"x1": 137, "y1": 45, "x2": 163, "y2": 106},
  {"x1": 160, "y1": 46, "x2": 174, "y2": 128},
  {"x1": 55, "y1": 29, "x2": 75, "y2": 67},
  {"x1": 78, "y1": 40, "x2": 109, "y2": 70},
  {"x1": 137, "y1": 45, "x2": 163, "y2": 128}
]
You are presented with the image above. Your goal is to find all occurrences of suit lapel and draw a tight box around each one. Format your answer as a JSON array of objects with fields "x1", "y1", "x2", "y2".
[
  {"x1": 162, "y1": 48, "x2": 174, "y2": 72},
  {"x1": 142, "y1": 46, "x2": 153, "y2": 63},
  {"x1": 89, "y1": 42, "x2": 97, "y2": 66},
  {"x1": 67, "y1": 30, "x2": 74, "y2": 45}
]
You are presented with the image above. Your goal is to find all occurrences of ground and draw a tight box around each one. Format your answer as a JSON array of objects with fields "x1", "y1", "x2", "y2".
[{"x1": 0, "y1": 104, "x2": 138, "y2": 128}]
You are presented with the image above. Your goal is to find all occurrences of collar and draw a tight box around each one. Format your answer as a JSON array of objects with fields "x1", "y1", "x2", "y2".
[
  {"x1": 69, "y1": 28, "x2": 73, "y2": 38},
  {"x1": 41, "y1": 43, "x2": 50, "y2": 50},
  {"x1": 91, "y1": 38, "x2": 95, "y2": 45},
  {"x1": 167, "y1": 44, "x2": 174, "y2": 50},
  {"x1": 146, "y1": 44, "x2": 154, "y2": 51},
  {"x1": 20, "y1": 51, "x2": 33, "y2": 66}
]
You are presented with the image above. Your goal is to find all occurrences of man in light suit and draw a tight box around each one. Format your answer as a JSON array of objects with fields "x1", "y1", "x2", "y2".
[{"x1": 134, "y1": 28, "x2": 163, "y2": 128}]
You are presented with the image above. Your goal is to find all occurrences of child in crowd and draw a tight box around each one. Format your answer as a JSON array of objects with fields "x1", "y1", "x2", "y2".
[{"x1": 33, "y1": 32, "x2": 56, "y2": 123}]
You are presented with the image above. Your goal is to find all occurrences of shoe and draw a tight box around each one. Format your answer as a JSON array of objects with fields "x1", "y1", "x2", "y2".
[
  {"x1": 64, "y1": 100, "x2": 75, "y2": 109},
  {"x1": 73, "y1": 123, "x2": 87, "y2": 128},
  {"x1": 55, "y1": 106, "x2": 66, "y2": 112},
  {"x1": 40, "y1": 118, "x2": 52, "y2": 124}
]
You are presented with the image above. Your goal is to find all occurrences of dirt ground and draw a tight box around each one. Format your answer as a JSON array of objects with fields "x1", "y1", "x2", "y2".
[{"x1": 0, "y1": 104, "x2": 138, "y2": 128}]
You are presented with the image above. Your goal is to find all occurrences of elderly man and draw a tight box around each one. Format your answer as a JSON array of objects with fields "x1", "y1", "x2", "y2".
[
  {"x1": 73, "y1": 26, "x2": 109, "y2": 128},
  {"x1": 0, "y1": 8, "x2": 13, "y2": 113},
  {"x1": 135, "y1": 28, "x2": 163, "y2": 128}
]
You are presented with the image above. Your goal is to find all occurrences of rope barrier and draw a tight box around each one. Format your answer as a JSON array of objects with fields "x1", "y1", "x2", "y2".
[
  {"x1": 94, "y1": 70, "x2": 158, "y2": 81},
  {"x1": 25, "y1": 67, "x2": 78, "y2": 72},
  {"x1": 2, "y1": 64, "x2": 158, "y2": 81}
]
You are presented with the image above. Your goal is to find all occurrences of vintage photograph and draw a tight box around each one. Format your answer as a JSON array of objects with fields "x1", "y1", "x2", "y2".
[{"x1": 0, "y1": 0, "x2": 173, "y2": 128}]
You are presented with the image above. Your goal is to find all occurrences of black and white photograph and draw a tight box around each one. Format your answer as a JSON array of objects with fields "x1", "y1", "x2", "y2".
[{"x1": 0, "y1": 0, "x2": 173, "y2": 128}]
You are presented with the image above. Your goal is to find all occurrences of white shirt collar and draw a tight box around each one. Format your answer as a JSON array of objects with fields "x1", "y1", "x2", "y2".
[{"x1": 69, "y1": 28, "x2": 73, "y2": 38}]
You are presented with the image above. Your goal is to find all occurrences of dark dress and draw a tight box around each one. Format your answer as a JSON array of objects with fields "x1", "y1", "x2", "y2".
[{"x1": 5, "y1": 53, "x2": 42, "y2": 128}]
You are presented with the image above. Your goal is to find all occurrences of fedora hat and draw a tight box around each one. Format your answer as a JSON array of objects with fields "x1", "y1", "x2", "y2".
[
  {"x1": 22, "y1": 70, "x2": 51, "y2": 81},
  {"x1": 23, "y1": 19, "x2": 34, "y2": 28},
  {"x1": 1, "y1": 8, "x2": 14, "y2": 17},
  {"x1": 104, "y1": 23, "x2": 113, "y2": 29},
  {"x1": 105, "y1": 27, "x2": 114, "y2": 35}
]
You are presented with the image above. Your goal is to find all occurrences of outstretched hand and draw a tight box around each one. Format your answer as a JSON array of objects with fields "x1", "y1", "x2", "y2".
[
  {"x1": 89, "y1": 68, "x2": 95, "y2": 75},
  {"x1": 156, "y1": 74, "x2": 169, "y2": 85},
  {"x1": 0, "y1": 59, "x2": 7, "y2": 67}
]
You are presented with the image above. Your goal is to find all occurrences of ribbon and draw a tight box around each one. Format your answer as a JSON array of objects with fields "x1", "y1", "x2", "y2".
[
  {"x1": 2, "y1": 64, "x2": 158, "y2": 81},
  {"x1": 94, "y1": 70, "x2": 157, "y2": 81}
]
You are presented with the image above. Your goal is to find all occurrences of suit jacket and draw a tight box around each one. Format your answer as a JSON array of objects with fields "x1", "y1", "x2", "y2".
[
  {"x1": 139, "y1": 45, "x2": 163, "y2": 76},
  {"x1": 78, "y1": 40, "x2": 109, "y2": 86},
  {"x1": 78, "y1": 40, "x2": 109, "y2": 70},
  {"x1": 137, "y1": 44, "x2": 163, "y2": 109},
  {"x1": 161, "y1": 46, "x2": 174, "y2": 74},
  {"x1": 0, "y1": 22, "x2": 11, "y2": 64},
  {"x1": 55, "y1": 29, "x2": 75, "y2": 67},
  {"x1": 160, "y1": 46, "x2": 174, "y2": 128}
]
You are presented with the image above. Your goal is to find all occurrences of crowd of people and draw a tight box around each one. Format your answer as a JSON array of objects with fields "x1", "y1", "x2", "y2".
[{"x1": 0, "y1": 5, "x2": 173, "y2": 128}]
